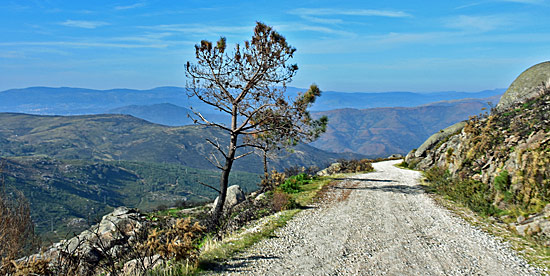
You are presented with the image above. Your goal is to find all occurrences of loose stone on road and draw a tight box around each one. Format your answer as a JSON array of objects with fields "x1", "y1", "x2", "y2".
[{"x1": 206, "y1": 160, "x2": 542, "y2": 275}]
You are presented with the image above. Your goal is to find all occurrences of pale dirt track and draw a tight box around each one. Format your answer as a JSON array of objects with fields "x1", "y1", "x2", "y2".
[{"x1": 205, "y1": 160, "x2": 541, "y2": 275}]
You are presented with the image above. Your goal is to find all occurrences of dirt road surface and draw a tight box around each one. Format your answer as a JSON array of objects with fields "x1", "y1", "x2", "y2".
[{"x1": 206, "y1": 160, "x2": 542, "y2": 275}]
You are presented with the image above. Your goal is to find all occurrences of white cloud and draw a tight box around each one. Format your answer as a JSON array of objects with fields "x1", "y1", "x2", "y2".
[
  {"x1": 141, "y1": 24, "x2": 253, "y2": 36},
  {"x1": 456, "y1": 0, "x2": 546, "y2": 9},
  {"x1": 500, "y1": 0, "x2": 544, "y2": 4},
  {"x1": 275, "y1": 24, "x2": 355, "y2": 37},
  {"x1": 115, "y1": 2, "x2": 146, "y2": 10},
  {"x1": 60, "y1": 20, "x2": 109, "y2": 29},
  {"x1": 444, "y1": 15, "x2": 511, "y2": 32},
  {"x1": 0, "y1": 51, "x2": 25, "y2": 59},
  {"x1": 301, "y1": 16, "x2": 343, "y2": 24},
  {"x1": 0, "y1": 41, "x2": 167, "y2": 49},
  {"x1": 289, "y1": 8, "x2": 412, "y2": 18}
]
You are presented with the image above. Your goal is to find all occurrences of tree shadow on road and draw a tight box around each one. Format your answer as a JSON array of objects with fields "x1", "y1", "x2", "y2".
[
  {"x1": 332, "y1": 177, "x2": 396, "y2": 183},
  {"x1": 333, "y1": 184, "x2": 425, "y2": 195},
  {"x1": 200, "y1": 255, "x2": 280, "y2": 272}
]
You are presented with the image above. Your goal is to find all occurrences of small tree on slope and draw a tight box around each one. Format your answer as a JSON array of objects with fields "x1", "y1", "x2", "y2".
[
  {"x1": 185, "y1": 22, "x2": 323, "y2": 225},
  {"x1": 244, "y1": 84, "x2": 328, "y2": 180}
]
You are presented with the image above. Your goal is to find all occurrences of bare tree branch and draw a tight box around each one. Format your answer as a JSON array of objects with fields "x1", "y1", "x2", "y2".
[
  {"x1": 205, "y1": 138, "x2": 227, "y2": 159},
  {"x1": 197, "y1": 181, "x2": 221, "y2": 194},
  {"x1": 234, "y1": 151, "x2": 254, "y2": 160}
]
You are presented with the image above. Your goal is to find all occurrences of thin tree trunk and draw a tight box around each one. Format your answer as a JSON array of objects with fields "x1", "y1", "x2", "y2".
[
  {"x1": 263, "y1": 149, "x2": 268, "y2": 180},
  {"x1": 212, "y1": 106, "x2": 239, "y2": 226},
  {"x1": 212, "y1": 133, "x2": 237, "y2": 226}
]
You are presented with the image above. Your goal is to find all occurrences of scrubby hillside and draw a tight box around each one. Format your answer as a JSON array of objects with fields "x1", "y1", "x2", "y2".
[
  {"x1": 405, "y1": 62, "x2": 550, "y2": 241},
  {"x1": 0, "y1": 113, "x2": 362, "y2": 239},
  {"x1": 0, "y1": 156, "x2": 259, "y2": 239},
  {"x1": 0, "y1": 113, "x2": 361, "y2": 173}
]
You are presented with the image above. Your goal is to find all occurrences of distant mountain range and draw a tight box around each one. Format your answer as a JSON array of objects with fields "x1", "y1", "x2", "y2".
[
  {"x1": 0, "y1": 86, "x2": 504, "y2": 158},
  {"x1": 310, "y1": 89, "x2": 504, "y2": 111},
  {"x1": 100, "y1": 96, "x2": 501, "y2": 157},
  {"x1": 0, "y1": 86, "x2": 504, "y2": 114},
  {"x1": 310, "y1": 95, "x2": 501, "y2": 157}
]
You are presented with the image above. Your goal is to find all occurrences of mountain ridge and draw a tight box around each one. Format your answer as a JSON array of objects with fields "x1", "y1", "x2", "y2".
[
  {"x1": 310, "y1": 96, "x2": 500, "y2": 157},
  {"x1": 0, "y1": 86, "x2": 505, "y2": 115}
]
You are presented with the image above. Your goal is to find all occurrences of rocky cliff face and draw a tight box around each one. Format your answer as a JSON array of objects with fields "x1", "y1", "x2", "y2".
[
  {"x1": 496, "y1": 61, "x2": 550, "y2": 112},
  {"x1": 405, "y1": 61, "x2": 550, "y2": 238}
]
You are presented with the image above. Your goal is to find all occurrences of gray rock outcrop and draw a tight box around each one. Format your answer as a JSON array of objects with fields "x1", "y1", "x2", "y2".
[
  {"x1": 496, "y1": 61, "x2": 550, "y2": 111},
  {"x1": 211, "y1": 185, "x2": 245, "y2": 213},
  {"x1": 32, "y1": 207, "x2": 148, "y2": 275},
  {"x1": 414, "y1": 121, "x2": 466, "y2": 158},
  {"x1": 404, "y1": 61, "x2": 550, "y2": 243},
  {"x1": 512, "y1": 204, "x2": 550, "y2": 239}
]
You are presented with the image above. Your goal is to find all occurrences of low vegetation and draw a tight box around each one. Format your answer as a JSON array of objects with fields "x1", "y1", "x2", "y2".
[
  {"x1": 335, "y1": 159, "x2": 375, "y2": 174},
  {"x1": 0, "y1": 175, "x2": 38, "y2": 275},
  {"x1": 0, "y1": 156, "x2": 259, "y2": 240},
  {"x1": 0, "y1": 158, "x2": 370, "y2": 275},
  {"x1": 423, "y1": 166, "x2": 502, "y2": 217}
]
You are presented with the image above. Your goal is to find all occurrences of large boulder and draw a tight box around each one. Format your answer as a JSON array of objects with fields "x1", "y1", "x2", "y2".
[
  {"x1": 316, "y1": 162, "x2": 341, "y2": 176},
  {"x1": 32, "y1": 207, "x2": 148, "y2": 275},
  {"x1": 496, "y1": 61, "x2": 550, "y2": 111},
  {"x1": 211, "y1": 185, "x2": 245, "y2": 213},
  {"x1": 414, "y1": 121, "x2": 466, "y2": 158}
]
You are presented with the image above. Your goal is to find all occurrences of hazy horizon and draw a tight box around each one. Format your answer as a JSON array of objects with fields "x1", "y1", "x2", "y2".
[
  {"x1": 0, "y1": 85, "x2": 506, "y2": 95},
  {"x1": 1, "y1": 1, "x2": 549, "y2": 92}
]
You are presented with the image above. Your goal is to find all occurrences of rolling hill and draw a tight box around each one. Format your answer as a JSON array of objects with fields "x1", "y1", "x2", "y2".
[
  {"x1": 0, "y1": 113, "x2": 360, "y2": 173},
  {"x1": 310, "y1": 96, "x2": 501, "y2": 157},
  {"x1": 0, "y1": 112, "x2": 362, "y2": 238},
  {"x1": 107, "y1": 103, "x2": 231, "y2": 126},
  {"x1": 108, "y1": 103, "x2": 195, "y2": 126}
]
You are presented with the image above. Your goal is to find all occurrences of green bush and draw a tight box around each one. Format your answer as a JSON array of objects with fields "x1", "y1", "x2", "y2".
[
  {"x1": 279, "y1": 173, "x2": 311, "y2": 194},
  {"x1": 397, "y1": 161, "x2": 409, "y2": 169},
  {"x1": 494, "y1": 170, "x2": 510, "y2": 192},
  {"x1": 494, "y1": 170, "x2": 514, "y2": 203},
  {"x1": 424, "y1": 167, "x2": 501, "y2": 216}
]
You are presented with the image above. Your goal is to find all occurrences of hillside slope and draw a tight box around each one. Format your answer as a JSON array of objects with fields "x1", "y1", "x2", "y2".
[
  {"x1": 1, "y1": 156, "x2": 259, "y2": 238},
  {"x1": 0, "y1": 113, "x2": 360, "y2": 173},
  {"x1": 405, "y1": 64, "x2": 550, "y2": 243},
  {"x1": 311, "y1": 96, "x2": 499, "y2": 157}
]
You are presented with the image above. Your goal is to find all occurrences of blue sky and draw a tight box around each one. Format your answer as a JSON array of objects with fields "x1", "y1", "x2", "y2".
[{"x1": 1, "y1": 0, "x2": 549, "y2": 92}]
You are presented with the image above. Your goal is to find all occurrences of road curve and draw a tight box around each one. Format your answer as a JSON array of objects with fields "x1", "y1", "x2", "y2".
[{"x1": 206, "y1": 160, "x2": 541, "y2": 275}]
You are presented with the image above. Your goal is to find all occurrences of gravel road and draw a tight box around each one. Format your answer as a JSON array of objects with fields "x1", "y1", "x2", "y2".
[{"x1": 206, "y1": 160, "x2": 542, "y2": 275}]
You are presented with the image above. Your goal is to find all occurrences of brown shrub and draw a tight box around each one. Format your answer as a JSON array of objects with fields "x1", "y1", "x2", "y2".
[
  {"x1": 260, "y1": 170, "x2": 286, "y2": 191},
  {"x1": 336, "y1": 159, "x2": 374, "y2": 173},
  {"x1": 10, "y1": 257, "x2": 52, "y2": 276},
  {"x1": 271, "y1": 191, "x2": 290, "y2": 212},
  {"x1": 140, "y1": 217, "x2": 205, "y2": 264},
  {"x1": 0, "y1": 161, "x2": 38, "y2": 275}
]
